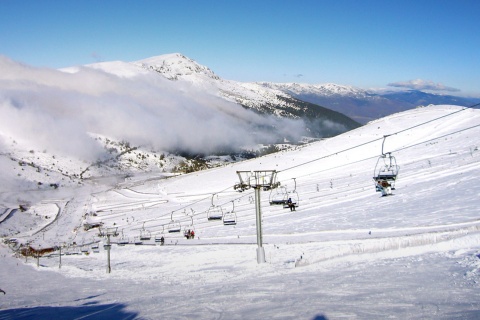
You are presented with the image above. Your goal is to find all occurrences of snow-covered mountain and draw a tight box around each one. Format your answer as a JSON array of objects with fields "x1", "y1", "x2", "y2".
[
  {"x1": 83, "y1": 53, "x2": 360, "y2": 135},
  {"x1": 0, "y1": 53, "x2": 360, "y2": 196},
  {"x1": 1, "y1": 105, "x2": 480, "y2": 318},
  {"x1": 260, "y1": 82, "x2": 480, "y2": 124}
]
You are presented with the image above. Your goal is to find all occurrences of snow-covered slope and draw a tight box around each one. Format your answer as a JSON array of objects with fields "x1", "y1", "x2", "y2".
[{"x1": 1, "y1": 105, "x2": 480, "y2": 319}]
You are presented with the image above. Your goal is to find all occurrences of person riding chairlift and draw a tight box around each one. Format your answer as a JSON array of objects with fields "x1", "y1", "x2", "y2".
[
  {"x1": 287, "y1": 197, "x2": 296, "y2": 211},
  {"x1": 378, "y1": 180, "x2": 392, "y2": 197}
]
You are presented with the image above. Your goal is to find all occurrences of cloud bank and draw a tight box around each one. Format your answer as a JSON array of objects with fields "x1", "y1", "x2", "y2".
[
  {"x1": 388, "y1": 79, "x2": 460, "y2": 92},
  {"x1": 0, "y1": 56, "x2": 307, "y2": 161}
]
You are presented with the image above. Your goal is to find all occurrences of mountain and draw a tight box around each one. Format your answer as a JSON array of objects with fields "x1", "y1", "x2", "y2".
[
  {"x1": 85, "y1": 54, "x2": 360, "y2": 138},
  {"x1": 260, "y1": 82, "x2": 480, "y2": 124},
  {"x1": 0, "y1": 54, "x2": 359, "y2": 192},
  {"x1": 131, "y1": 54, "x2": 361, "y2": 136}
]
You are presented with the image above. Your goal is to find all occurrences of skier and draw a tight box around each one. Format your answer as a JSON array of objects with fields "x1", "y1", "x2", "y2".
[{"x1": 287, "y1": 198, "x2": 296, "y2": 211}]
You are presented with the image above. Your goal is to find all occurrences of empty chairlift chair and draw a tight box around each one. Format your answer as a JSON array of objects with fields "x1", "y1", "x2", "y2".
[
  {"x1": 167, "y1": 212, "x2": 182, "y2": 233},
  {"x1": 223, "y1": 201, "x2": 237, "y2": 226},
  {"x1": 269, "y1": 186, "x2": 288, "y2": 206},
  {"x1": 140, "y1": 223, "x2": 151, "y2": 241},
  {"x1": 207, "y1": 193, "x2": 224, "y2": 221},
  {"x1": 118, "y1": 229, "x2": 129, "y2": 246}
]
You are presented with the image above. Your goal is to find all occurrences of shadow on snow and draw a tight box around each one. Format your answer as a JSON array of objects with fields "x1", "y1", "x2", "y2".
[{"x1": 0, "y1": 302, "x2": 139, "y2": 320}]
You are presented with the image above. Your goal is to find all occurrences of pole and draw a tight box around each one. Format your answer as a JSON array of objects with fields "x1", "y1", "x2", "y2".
[
  {"x1": 107, "y1": 234, "x2": 111, "y2": 273},
  {"x1": 59, "y1": 246, "x2": 62, "y2": 269},
  {"x1": 254, "y1": 186, "x2": 266, "y2": 263}
]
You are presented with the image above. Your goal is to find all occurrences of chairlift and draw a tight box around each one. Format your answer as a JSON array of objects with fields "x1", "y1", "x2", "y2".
[
  {"x1": 140, "y1": 223, "x2": 152, "y2": 241},
  {"x1": 118, "y1": 235, "x2": 129, "y2": 245},
  {"x1": 373, "y1": 137, "x2": 400, "y2": 191},
  {"x1": 91, "y1": 243, "x2": 100, "y2": 253},
  {"x1": 118, "y1": 229, "x2": 129, "y2": 246},
  {"x1": 155, "y1": 226, "x2": 166, "y2": 243},
  {"x1": 269, "y1": 186, "x2": 288, "y2": 205},
  {"x1": 183, "y1": 216, "x2": 196, "y2": 239},
  {"x1": 134, "y1": 236, "x2": 143, "y2": 245},
  {"x1": 167, "y1": 212, "x2": 181, "y2": 233},
  {"x1": 373, "y1": 152, "x2": 399, "y2": 184},
  {"x1": 91, "y1": 242, "x2": 99, "y2": 249},
  {"x1": 283, "y1": 178, "x2": 299, "y2": 209},
  {"x1": 223, "y1": 201, "x2": 237, "y2": 225},
  {"x1": 207, "y1": 193, "x2": 224, "y2": 221},
  {"x1": 118, "y1": 237, "x2": 129, "y2": 246}
]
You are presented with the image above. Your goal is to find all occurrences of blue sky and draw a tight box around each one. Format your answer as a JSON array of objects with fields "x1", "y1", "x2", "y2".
[{"x1": 1, "y1": 0, "x2": 479, "y2": 96}]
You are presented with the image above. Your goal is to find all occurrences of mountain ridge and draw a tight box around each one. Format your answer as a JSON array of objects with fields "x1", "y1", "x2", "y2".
[{"x1": 260, "y1": 82, "x2": 480, "y2": 124}]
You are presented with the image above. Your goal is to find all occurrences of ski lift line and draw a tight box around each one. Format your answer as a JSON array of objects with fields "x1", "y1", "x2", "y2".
[
  {"x1": 284, "y1": 122, "x2": 480, "y2": 184},
  {"x1": 278, "y1": 137, "x2": 385, "y2": 174},
  {"x1": 392, "y1": 123, "x2": 480, "y2": 155},
  {"x1": 152, "y1": 119, "x2": 480, "y2": 233},
  {"x1": 279, "y1": 104, "x2": 480, "y2": 174},
  {"x1": 167, "y1": 185, "x2": 235, "y2": 217}
]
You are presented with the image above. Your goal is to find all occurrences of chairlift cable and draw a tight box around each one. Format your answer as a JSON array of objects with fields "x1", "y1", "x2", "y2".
[
  {"x1": 279, "y1": 103, "x2": 480, "y2": 174},
  {"x1": 154, "y1": 105, "x2": 480, "y2": 231}
]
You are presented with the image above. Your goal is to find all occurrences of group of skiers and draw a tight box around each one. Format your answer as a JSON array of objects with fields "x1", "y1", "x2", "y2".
[{"x1": 184, "y1": 229, "x2": 195, "y2": 239}]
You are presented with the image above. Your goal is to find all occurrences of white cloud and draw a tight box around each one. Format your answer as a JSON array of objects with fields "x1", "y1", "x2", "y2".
[
  {"x1": 0, "y1": 56, "x2": 307, "y2": 160},
  {"x1": 387, "y1": 79, "x2": 460, "y2": 92}
]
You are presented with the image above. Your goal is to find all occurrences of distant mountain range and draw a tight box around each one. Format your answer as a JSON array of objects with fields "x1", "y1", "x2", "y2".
[{"x1": 259, "y1": 82, "x2": 480, "y2": 124}]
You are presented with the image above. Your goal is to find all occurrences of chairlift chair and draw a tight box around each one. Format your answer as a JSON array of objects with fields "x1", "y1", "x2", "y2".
[
  {"x1": 167, "y1": 221, "x2": 181, "y2": 233},
  {"x1": 118, "y1": 236, "x2": 129, "y2": 246},
  {"x1": 140, "y1": 230, "x2": 151, "y2": 241},
  {"x1": 223, "y1": 201, "x2": 237, "y2": 225},
  {"x1": 91, "y1": 243, "x2": 100, "y2": 253},
  {"x1": 269, "y1": 186, "x2": 288, "y2": 206},
  {"x1": 283, "y1": 178, "x2": 300, "y2": 209},
  {"x1": 223, "y1": 212, "x2": 237, "y2": 225},
  {"x1": 207, "y1": 193, "x2": 224, "y2": 220},
  {"x1": 373, "y1": 152, "x2": 400, "y2": 191},
  {"x1": 134, "y1": 236, "x2": 143, "y2": 245},
  {"x1": 183, "y1": 216, "x2": 196, "y2": 239},
  {"x1": 117, "y1": 229, "x2": 129, "y2": 246},
  {"x1": 167, "y1": 212, "x2": 182, "y2": 233}
]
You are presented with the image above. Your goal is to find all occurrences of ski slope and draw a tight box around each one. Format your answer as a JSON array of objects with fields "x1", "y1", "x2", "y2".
[{"x1": 1, "y1": 105, "x2": 480, "y2": 319}]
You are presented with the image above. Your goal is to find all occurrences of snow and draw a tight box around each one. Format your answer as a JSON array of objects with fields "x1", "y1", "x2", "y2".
[{"x1": 1, "y1": 105, "x2": 480, "y2": 319}]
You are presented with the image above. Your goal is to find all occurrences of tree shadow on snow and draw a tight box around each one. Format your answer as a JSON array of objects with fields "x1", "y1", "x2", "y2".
[{"x1": 0, "y1": 302, "x2": 140, "y2": 320}]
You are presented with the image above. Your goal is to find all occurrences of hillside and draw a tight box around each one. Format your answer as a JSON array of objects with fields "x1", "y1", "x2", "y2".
[{"x1": 1, "y1": 105, "x2": 480, "y2": 319}]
